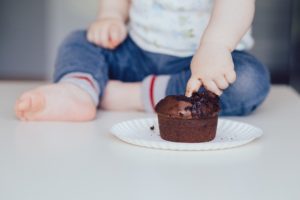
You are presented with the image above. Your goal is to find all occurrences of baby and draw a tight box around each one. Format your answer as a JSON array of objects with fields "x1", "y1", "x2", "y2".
[{"x1": 15, "y1": 0, "x2": 270, "y2": 121}]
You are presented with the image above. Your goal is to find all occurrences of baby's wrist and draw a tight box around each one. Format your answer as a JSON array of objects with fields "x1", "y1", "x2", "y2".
[
  {"x1": 97, "y1": 13, "x2": 125, "y2": 22},
  {"x1": 199, "y1": 40, "x2": 233, "y2": 52}
]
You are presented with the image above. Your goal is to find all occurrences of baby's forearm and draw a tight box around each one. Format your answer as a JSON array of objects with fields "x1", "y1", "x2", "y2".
[
  {"x1": 201, "y1": 0, "x2": 255, "y2": 51},
  {"x1": 97, "y1": 0, "x2": 130, "y2": 22}
]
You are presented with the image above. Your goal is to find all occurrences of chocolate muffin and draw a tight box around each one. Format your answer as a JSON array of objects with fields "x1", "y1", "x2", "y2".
[{"x1": 155, "y1": 91, "x2": 220, "y2": 143}]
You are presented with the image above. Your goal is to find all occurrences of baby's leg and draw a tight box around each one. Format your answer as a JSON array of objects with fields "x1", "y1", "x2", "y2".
[
  {"x1": 162, "y1": 51, "x2": 271, "y2": 116},
  {"x1": 100, "y1": 81, "x2": 144, "y2": 111},
  {"x1": 15, "y1": 31, "x2": 110, "y2": 121}
]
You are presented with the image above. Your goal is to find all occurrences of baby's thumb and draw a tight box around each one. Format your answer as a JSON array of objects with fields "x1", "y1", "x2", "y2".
[
  {"x1": 109, "y1": 26, "x2": 121, "y2": 46},
  {"x1": 185, "y1": 77, "x2": 202, "y2": 97}
]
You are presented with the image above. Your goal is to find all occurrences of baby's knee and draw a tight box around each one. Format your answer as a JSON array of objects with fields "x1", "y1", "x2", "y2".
[
  {"x1": 59, "y1": 30, "x2": 102, "y2": 52},
  {"x1": 225, "y1": 54, "x2": 271, "y2": 115},
  {"x1": 233, "y1": 82, "x2": 270, "y2": 115},
  {"x1": 62, "y1": 30, "x2": 88, "y2": 46}
]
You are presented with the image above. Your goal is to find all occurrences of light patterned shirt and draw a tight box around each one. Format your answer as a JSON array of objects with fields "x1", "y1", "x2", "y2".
[{"x1": 128, "y1": 0, "x2": 254, "y2": 57}]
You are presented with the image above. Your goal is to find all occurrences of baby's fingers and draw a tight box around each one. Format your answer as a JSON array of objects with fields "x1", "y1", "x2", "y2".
[
  {"x1": 214, "y1": 76, "x2": 229, "y2": 90},
  {"x1": 203, "y1": 79, "x2": 223, "y2": 96},
  {"x1": 109, "y1": 25, "x2": 121, "y2": 48},
  {"x1": 225, "y1": 70, "x2": 237, "y2": 84},
  {"x1": 185, "y1": 77, "x2": 202, "y2": 97},
  {"x1": 88, "y1": 29, "x2": 103, "y2": 46},
  {"x1": 87, "y1": 29, "x2": 94, "y2": 43},
  {"x1": 99, "y1": 27, "x2": 110, "y2": 48},
  {"x1": 87, "y1": 26, "x2": 101, "y2": 45}
]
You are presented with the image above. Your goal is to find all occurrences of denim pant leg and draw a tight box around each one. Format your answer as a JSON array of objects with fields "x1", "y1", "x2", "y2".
[
  {"x1": 107, "y1": 38, "x2": 156, "y2": 82},
  {"x1": 54, "y1": 30, "x2": 111, "y2": 98},
  {"x1": 165, "y1": 51, "x2": 271, "y2": 116},
  {"x1": 54, "y1": 31, "x2": 155, "y2": 99},
  {"x1": 220, "y1": 51, "x2": 271, "y2": 116}
]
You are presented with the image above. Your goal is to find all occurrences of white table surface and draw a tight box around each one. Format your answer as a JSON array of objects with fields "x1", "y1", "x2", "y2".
[{"x1": 0, "y1": 81, "x2": 300, "y2": 200}]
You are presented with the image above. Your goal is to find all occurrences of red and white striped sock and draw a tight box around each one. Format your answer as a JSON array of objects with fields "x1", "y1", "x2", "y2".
[
  {"x1": 59, "y1": 72, "x2": 100, "y2": 105},
  {"x1": 141, "y1": 75, "x2": 170, "y2": 112}
]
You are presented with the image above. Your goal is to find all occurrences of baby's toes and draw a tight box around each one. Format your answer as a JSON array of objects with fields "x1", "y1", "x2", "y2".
[
  {"x1": 26, "y1": 92, "x2": 45, "y2": 112},
  {"x1": 16, "y1": 94, "x2": 32, "y2": 112},
  {"x1": 15, "y1": 94, "x2": 34, "y2": 121},
  {"x1": 14, "y1": 99, "x2": 26, "y2": 120},
  {"x1": 17, "y1": 91, "x2": 45, "y2": 113}
]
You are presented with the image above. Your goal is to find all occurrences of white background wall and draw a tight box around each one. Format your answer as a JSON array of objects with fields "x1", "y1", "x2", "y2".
[{"x1": 45, "y1": 0, "x2": 98, "y2": 80}]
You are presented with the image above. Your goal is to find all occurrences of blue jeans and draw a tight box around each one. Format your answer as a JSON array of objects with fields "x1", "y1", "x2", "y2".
[{"x1": 54, "y1": 30, "x2": 270, "y2": 116}]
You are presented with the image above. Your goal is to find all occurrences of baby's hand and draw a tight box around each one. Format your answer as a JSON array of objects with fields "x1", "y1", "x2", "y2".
[
  {"x1": 186, "y1": 43, "x2": 236, "y2": 97},
  {"x1": 87, "y1": 18, "x2": 127, "y2": 49}
]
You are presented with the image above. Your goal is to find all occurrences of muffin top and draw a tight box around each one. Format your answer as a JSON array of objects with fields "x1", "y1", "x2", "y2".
[{"x1": 155, "y1": 91, "x2": 220, "y2": 119}]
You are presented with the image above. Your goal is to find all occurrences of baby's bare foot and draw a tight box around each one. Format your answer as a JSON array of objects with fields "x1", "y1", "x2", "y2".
[
  {"x1": 101, "y1": 81, "x2": 144, "y2": 111},
  {"x1": 15, "y1": 83, "x2": 96, "y2": 121}
]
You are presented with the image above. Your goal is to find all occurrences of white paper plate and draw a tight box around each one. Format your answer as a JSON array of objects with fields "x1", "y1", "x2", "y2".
[{"x1": 110, "y1": 118, "x2": 263, "y2": 151}]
